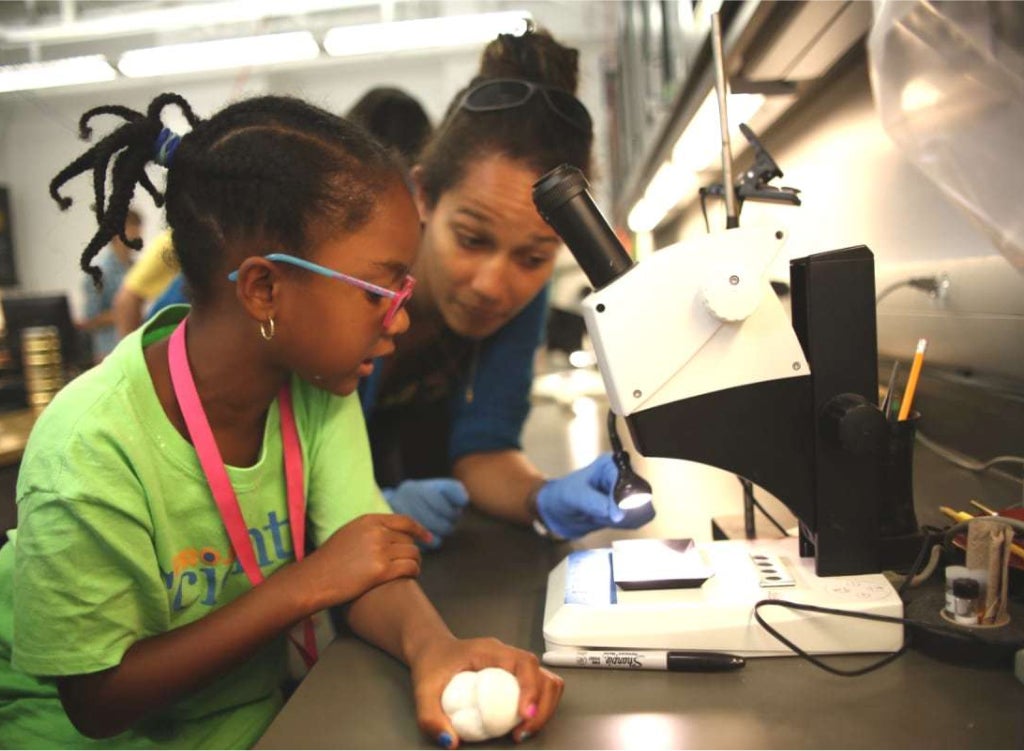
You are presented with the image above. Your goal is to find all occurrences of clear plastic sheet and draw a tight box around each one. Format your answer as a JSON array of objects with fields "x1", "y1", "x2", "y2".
[{"x1": 867, "y1": 0, "x2": 1024, "y2": 271}]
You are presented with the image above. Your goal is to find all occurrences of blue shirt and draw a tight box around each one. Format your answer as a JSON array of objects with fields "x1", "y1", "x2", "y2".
[
  {"x1": 147, "y1": 274, "x2": 187, "y2": 320},
  {"x1": 360, "y1": 285, "x2": 549, "y2": 464},
  {"x1": 82, "y1": 248, "x2": 131, "y2": 359}
]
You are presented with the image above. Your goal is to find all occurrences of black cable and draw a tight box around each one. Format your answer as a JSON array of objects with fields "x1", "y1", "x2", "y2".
[
  {"x1": 752, "y1": 597, "x2": 994, "y2": 677},
  {"x1": 699, "y1": 188, "x2": 711, "y2": 234},
  {"x1": 736, "y1": 476, "x2": 791, "y2": 537},
  {"x1": 875, "y1": 276, "x2": 946, "y2": 305},
  {"x1": 897, "y1": 524, "x2": 946, "y2": 597},
  {"x1": 754, "y1": 515, "x2": 1024, "y2": 676},
  {"x1": 751, "y1": 495, "x2": 791, "y2": 537},
  {"x1": 607, "y1": 408, "x2": 623, "y2": 454}
]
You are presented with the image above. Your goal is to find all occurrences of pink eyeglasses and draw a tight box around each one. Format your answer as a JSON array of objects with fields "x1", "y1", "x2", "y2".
[{"x1": 228, "y1": 253, "x2": 416, "y2": 330}]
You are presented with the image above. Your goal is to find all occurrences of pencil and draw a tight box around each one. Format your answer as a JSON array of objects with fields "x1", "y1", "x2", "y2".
[
  {"x1": 939, "y1": 506, "x2": 1024, "y2": 562},
  {"x1": 897, "y1": 338, "x2": 927, "y2": 421},
  {"x1": 969, "y1": 499, "x2": 997, "y2": 516},
  {"x1": 881, "y1": 360, "x2": 899, "y2": 418}
]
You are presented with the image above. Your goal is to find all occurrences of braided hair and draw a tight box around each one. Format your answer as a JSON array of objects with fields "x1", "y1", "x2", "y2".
[
  {"x1": 50, "y1": 93, "x2": 402, "y2": 303},
  {"x1": 417, "y1": 28, "x2": 593, "y2": 210}
]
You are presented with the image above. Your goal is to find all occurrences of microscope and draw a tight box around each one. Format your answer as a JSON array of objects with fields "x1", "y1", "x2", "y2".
[{"x1": 531, "y1": 164, "x2": 924, "y2": 657}]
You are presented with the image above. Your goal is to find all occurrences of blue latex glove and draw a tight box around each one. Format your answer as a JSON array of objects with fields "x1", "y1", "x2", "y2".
[
  {"x1": 382, "y1": 478, "x2": 469, "y2": 550},
  {"x1": 536, "y1": 452, "x2": 656, "y2": 540}
]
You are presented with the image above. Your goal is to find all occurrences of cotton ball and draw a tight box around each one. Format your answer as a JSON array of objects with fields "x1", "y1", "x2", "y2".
[{"x1": 441, "y1": 668, "x2": 521, "y2": 742}]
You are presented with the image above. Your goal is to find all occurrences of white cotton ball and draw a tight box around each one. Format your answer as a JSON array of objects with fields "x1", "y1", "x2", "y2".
[
  {"x1": 475, "y1": 668, "x2": 521, "y2": 736},
  {"x1": 449, "y1": 707, "x2": 488, "y2": 742},
  {"x1": 441, "y1": 668, "x2": 521, "y2": 743},
  {"x1": 441, "y1": 672, "x2": 478, "y2": 715}
]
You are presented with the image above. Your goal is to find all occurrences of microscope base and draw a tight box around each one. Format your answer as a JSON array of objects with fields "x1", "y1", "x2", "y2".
[{"x1": 543, "y1": 537, "x2": 903, "y2": 657}]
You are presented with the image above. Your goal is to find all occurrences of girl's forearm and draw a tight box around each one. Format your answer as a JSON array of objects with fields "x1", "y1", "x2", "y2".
[
  {"x1": 58, "y1": 561, "x2": 318, "y2": 739},
  {"x1": 345, "y1": 578, "x2": 454, "y2": 666}
]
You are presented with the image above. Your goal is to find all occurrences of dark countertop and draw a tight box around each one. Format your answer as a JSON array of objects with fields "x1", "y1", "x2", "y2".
[{"x1": 256, "y1": 416, "x2": 1024, "y2": 750}]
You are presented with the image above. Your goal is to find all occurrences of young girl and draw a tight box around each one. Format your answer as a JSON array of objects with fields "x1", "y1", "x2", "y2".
[{"x1": 0, "y1": 93, "x2": 562, "y2": 749}]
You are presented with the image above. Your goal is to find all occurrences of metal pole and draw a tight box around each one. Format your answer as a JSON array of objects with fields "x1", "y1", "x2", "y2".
[
  {"x1": 713, "y1": 11, "x2": 753, "y2": 537},
  {"x1": 711, "y1": 12, "x2": 738, "y2": 229}
]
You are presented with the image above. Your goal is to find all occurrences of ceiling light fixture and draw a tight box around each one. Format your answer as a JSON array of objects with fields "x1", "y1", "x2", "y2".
[
  {"x1": 323, "y1": 10, "x2": 532, "y2": 58},
  {"x1": 0, "y1": 55, "x2": 117, "y2": 94},
  {"x1": 0, "y1": 0, "x2": 365, "y2": 45},
  {"x1": 118, "y1": 31, "x2": 320, "y2": 78}
]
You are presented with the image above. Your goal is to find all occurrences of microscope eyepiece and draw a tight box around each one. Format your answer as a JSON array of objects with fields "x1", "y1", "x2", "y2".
[
  {"x1": 532, "y1": 164, "x2": 634, "y2": 290},
  {"x1": 532, "y1": 163, "x2": 590, "y2": 211}
]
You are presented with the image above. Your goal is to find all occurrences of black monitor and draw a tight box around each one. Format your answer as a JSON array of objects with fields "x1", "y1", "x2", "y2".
[{"x1": 1, "y1": 292, "x2": 80, "y2": 374}]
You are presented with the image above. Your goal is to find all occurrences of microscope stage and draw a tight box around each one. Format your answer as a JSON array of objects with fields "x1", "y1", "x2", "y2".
[{"x1": 543, "y1": 537, "x2": 903, "y2": 657}]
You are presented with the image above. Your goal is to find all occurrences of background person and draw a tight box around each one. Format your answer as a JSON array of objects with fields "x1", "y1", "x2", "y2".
[
  {"x1": 112, "y1": 227, "x2": 178, "y2": 338},
  {"x1": 78, "y1": 207, "x2": 142, "y2": 363},
  {"x1": 346, "y1": 85, "x2": 433, "y2": 172},
  {"x1": 0, "y1": 91, "x2": 562, "y2": 749}
]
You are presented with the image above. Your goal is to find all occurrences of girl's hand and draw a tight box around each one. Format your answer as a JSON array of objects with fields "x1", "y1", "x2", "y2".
[
  {"x1": 410, "y1": 637, "x2": 564, "y2": 749},
  {"x1": 300, "y1": 513, "x2": 433, "y2": 609}
]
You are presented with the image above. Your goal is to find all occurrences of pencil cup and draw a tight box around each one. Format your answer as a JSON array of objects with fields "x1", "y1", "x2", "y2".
[{"x1": 878, "y1": 411, "x2": 920, "y2": 538}]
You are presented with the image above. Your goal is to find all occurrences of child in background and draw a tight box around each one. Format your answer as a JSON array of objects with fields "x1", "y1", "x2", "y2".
[
  {"x1": 112, "y1": 227, "x2": 178, "y2": 338},
  {"x1": 346, "y1": 85, "x2": 433, "y2": 172},
  {"x1": 0, "y1": 92, "x2": 562, "y2": 749},
  {"x1": 78, "y1": 207, "x2": 141, "y2": 362}
]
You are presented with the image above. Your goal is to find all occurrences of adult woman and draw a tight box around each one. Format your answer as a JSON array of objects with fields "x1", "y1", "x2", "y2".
[{"x1": 363, "y1": 28, "x2": 655, "y2": 543}]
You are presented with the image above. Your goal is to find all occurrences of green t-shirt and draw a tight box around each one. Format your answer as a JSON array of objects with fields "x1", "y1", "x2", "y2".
[{"x1": 0, "y1": 306, "x2": 388, "y2": 749}]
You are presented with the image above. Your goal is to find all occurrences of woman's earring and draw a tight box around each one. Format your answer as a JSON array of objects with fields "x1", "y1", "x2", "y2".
[{"x1": 260, "y1": 317, "x2": 276, "y2": 341}]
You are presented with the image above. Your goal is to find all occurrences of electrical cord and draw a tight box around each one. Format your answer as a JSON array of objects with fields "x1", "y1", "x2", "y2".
[
  {"x1": 696, "y1": 184, "x2": 720, "y2": 231},
  {"x1": 753, "y1": 600, "x2": 912, "y2": 677},
  {"x1": 753, "y1": 495, "x2": 792, "y2": 536},
  {"x1": 875, "y1": 275, "x2": 948, "y2": 305},
  {"x1": 753, "y1": 516, "x2": 1024, "y2": 676},
  {"x1": 897, "y1": 525, "x2": 948, "y2": 596},
  {"x1": 908, "y1": 543, "x2": 944, "y2": 587},
  {"x1": 917, "y1": 429, "x2": 1024, "y2": 482},
  {"x1": 916, "y1": 429, "x2": 1024, "y2": 508},
  {"x1": 736, "y1": 476, "x2": 792, "y2": 537}
]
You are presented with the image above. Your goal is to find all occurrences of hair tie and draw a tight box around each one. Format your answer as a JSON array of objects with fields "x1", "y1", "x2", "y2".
[{"x1": 154, "y1": 127, "x2": 181, "y2": 167}]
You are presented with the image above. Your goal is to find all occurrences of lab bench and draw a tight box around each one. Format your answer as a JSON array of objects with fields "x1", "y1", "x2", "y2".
[{"x1": 256, "y1": 405, "x2": 1024, "y2": 750}]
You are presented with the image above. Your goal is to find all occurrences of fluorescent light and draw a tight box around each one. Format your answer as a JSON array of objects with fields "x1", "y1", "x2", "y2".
[
  {"x1": 118, "y1": 31, "x2": 320, "y2": 78},
  {"x1": 628, "y1": 90, "x2": 766, "y2": 232},
  {"x1": 628, "y1": 162, "x2": 698, "y2": 233},
  {"x1": 0, "y1": 0, "x2": 363, "y2": 45},
  {"x1": 324, "y1": 11, "x2": 533, "y2": 57},
  {"x1": 673, "y1": 91, "x2": 766, "y2": 172},
  {"x1": 0, "y1": 55, "x2": 116, "y2": 93}
]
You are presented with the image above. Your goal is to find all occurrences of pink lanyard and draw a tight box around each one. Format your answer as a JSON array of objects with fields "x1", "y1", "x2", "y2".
[{"x1": 168, "y1": 318, "x2": 317, "y2": 668}]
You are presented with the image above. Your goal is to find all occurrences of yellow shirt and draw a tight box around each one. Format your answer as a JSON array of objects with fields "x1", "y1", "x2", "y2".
[{"x1": 122, "y1": 229, "x2": 178, "y2": 301}]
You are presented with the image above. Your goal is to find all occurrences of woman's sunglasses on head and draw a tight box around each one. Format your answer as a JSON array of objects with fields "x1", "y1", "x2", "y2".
[
  {"x1": 458, "y1": 78, "x2": 592, "y2": 133},
  {"x1": 228, "y1": 253, "x2": 416, "y2": 330}
]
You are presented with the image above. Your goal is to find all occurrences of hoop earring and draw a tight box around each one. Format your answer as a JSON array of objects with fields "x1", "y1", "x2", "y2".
[{"x1": 260, "y1": 317, "x2": 276, "y2": 341}]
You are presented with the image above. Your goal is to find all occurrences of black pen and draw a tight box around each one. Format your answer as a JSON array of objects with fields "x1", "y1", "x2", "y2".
[{"x1": 542, "y1": 649, "x2": 745, "y2": 672}]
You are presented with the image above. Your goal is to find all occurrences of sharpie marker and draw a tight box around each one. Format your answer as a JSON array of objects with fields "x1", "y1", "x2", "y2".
[{"x1": 543, "y1": 649, "x2": 745, "y2": 672}]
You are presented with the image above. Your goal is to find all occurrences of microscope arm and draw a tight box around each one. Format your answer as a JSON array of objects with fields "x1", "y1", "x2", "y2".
[{"x1": 581, "y1": 223, "x2": 809, "y2": 418}]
